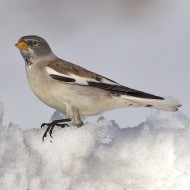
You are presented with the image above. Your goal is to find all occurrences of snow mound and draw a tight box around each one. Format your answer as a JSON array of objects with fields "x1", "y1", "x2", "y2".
[{"x1": 0, "y1": 104, "x2": 190, "y2": 190}]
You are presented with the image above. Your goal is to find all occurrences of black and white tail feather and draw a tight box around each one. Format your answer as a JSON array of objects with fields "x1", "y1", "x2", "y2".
[{"x1": 122, "y1": 96, "x2": 180, "y2": 111}]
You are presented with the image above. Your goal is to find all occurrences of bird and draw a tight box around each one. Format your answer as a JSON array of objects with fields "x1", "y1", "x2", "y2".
[{"x1": 15, "y1": 35, "x2": 181, "y2": 141}]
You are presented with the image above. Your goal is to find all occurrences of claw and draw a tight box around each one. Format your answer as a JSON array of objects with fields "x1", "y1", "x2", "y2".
[
  {"x1": 49, "y1": 125, "x2": 56, "y2": 138},
  {"x1": 41, "y1": 123, "x2": 48, "y2": 128},
  {"x1": 42, "y1": 125, "x2": 52, "y2": 142},
  {"x1": 41, "y1": 119, "x2": 71, "y2": 141}
]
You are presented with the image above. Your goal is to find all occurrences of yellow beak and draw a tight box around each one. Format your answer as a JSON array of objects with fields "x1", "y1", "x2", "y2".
[{"x1": 15, "y1": 41, "x2": 28, "y2": 50}]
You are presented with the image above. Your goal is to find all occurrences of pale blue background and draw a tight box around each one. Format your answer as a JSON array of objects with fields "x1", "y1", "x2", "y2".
[{"x1": 0, "y1": 0, "x2": 189, "y2": 129}]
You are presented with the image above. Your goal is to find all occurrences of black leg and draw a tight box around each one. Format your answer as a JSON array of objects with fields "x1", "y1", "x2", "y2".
[{"x1": 41, "y1": 119, "x2": 71, "y2": 141}]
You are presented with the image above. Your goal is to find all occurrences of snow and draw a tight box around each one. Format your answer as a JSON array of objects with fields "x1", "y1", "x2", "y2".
[{"x1": 0, "y1": 102, "x2": 190, "y2": 190}]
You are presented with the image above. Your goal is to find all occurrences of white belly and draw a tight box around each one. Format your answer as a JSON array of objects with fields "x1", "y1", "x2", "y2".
[{"x1": 26, "y1": 65, "x2": 127, "y2": 117}]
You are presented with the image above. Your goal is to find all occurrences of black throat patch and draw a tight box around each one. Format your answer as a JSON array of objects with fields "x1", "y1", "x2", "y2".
[{"x1": 25, "y1": 56, "x2": 33, "y2": 67}]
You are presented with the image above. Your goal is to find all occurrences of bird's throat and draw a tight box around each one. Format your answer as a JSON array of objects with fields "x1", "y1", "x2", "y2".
[{"x1": 25, "y1": 56, "x2": 33, "y2": 68}]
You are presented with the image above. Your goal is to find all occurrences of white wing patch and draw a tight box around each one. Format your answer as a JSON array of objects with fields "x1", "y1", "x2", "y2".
[
  {"x1": 46, "y1": 66, "x2": 119, "y2": 86},
  {"x1": 101, "y1": 78, "x2": 119, "y2": 85},
  {"x1": 46, "y1": 67, "x2": 66, "y2": 77}
]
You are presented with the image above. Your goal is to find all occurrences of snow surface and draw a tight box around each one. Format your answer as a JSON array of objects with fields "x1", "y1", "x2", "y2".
[{"x1": 0, "y1": 102, "x2": 190, "y2": 190}]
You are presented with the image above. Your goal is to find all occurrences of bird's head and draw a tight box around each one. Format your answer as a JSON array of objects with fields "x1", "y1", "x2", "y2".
[{"x1": 15, "y1": 35, "x2": 53, "y2": 62}]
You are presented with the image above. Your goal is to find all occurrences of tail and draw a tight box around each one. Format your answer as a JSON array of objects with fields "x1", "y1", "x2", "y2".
[{"x1": 122, "y1": 96, "x2": 181, "y2": 111}]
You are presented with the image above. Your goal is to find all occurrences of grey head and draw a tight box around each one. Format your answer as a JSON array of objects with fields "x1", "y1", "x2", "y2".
[{"x1": 15, "y1": 35, "x2": 56, "y2": 66}]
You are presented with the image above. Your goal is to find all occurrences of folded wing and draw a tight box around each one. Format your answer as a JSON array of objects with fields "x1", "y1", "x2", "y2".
[{"x1": 46, "y1": 59, "x2": 164, "y2": 100}]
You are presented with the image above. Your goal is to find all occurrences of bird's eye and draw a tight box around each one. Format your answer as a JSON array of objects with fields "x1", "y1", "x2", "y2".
[
  {"x1": 27, "y1": 39, "x2": 38, "y2": 47},
  {"x1": 33, "y1": 40, "x2": 38, "y2": 46},
  {"x1": 28, "y1": 40, "x2": 33, "y2": 46}
]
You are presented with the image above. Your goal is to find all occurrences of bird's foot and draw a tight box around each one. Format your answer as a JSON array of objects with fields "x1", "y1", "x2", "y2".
[{"x1": 41, "y1": 119, "x2": 71, "y2": 141}]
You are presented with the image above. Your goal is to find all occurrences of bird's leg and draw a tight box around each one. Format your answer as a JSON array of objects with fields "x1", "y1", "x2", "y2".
[
  {"x1": 69, "y1": 106, "x2": 84, "y2": 128},
  {"x1": 41, "y1": 119, "x2": 71, "y2": 141}
]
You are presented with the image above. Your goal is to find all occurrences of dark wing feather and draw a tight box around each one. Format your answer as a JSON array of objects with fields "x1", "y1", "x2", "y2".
[
  {"x1": 49, "y1": 74, "x2": 76, "y2": 83},
  {"x1": 88, "y1": 81, "x2": 164, "y2": 100}
]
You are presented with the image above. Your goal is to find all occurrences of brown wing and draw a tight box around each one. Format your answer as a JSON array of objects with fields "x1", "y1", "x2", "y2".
[
  {"x1": 47, "y1": 59, "x2": 117, "y2": 83},
  {"x1": 47, "y1": 59, "x2": 164, "y2": 100}
]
